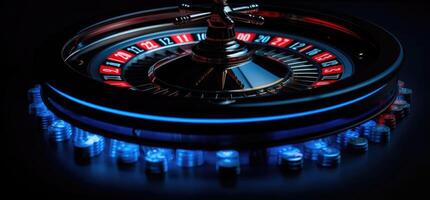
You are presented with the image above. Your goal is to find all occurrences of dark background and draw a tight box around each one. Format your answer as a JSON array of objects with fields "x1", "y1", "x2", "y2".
[{"x1": 3, "y1": 0, "x2": 430, "y2": 199}]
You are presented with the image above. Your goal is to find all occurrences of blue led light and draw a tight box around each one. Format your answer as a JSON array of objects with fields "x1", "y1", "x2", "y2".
[{"x1": 47, "y1": 84, "x2": 384, "y2": 124}]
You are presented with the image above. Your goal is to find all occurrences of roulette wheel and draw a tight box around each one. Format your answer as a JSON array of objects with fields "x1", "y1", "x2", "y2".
[
  {"x1": 32, "y1": 0, "x2": 407, "y2": 174},
  {"x1": 9, "y1": 0, "x2": 428, "y2": 198}
]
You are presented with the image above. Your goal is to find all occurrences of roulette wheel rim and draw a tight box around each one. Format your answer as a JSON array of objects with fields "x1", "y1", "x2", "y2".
[{"x1": 38, "y1": 1, "x2": 403, "y2": 149}]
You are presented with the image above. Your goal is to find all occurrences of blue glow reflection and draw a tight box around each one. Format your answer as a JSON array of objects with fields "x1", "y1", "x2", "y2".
[{"x1": 46, "y1": 84, "x2": 384, "y2": 124}]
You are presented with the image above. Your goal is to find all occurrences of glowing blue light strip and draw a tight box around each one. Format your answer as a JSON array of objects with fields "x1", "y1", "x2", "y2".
[{"x1": 47, "y1": 84, "x2": 384, "y2": 124}]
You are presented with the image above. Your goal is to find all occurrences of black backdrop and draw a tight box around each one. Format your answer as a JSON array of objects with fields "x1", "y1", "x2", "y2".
[{"x1": 3, "y1": 0, "x2": 430, "y2": 199}]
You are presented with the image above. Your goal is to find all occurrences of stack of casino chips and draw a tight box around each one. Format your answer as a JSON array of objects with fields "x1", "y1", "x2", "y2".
[
  {"x1": 347, "y1": 137, "x2": 369, "y2": 153},
  {"x1": 378, "y1": 113, "x2": 397, "y2": 130},
  {"x1": 160, "y1": 148, "x2": 175, "y2": 161},
  {"x1": 73, "y1": 128, "x2": 105, "y2": 158},
  {"x1": 29, "y1": 102, "x2": 47, "y2": 117},
  {"x1": 27, "y1": 85, "x2": 42, "y2": 110},
  {"x1": 47, "y1": 120, "x2": 72, "y2": 142},
  {"x1": 117, "y1": 142, "x2": 140, "y2": 164},
  {"x1": 396, "y1": 80, "x2": 412, "y2": 117},
  {"x1": 27, "y1": 85, "x2": 42, "y2": 103},
  {"x1": 27, "y1": 85, "x2": 59, "y2": 135},
  {"x1": 398, "y1": 85, "x2": 412, "y2": 104},
  {"x1": 394, "y1": 99, "x2": 410, "y2": 118},
  {"x1": 216, "y1": 150, "x2": 241, "y2": 175},
  {"x1": 108, "y1": 139, "x2": 120, "y2": 157},
  {"x1": 358, "y1": 120, "x2": 377, "y2": 138},
  {"x1": 390, "y1": 105, "x2": 405, "y2": 122},
  {"x1": 144, "y1": 148, "x2": 169, "y2": 174},
  {"x1": 38, "y1": 110, "x2": 57, "y2": 134},
  {"x1": 176, "y1": 149, "x2": 204, "y2": 167},
  {"x1": 277, "y1": 146, "x2": 304, "y2": 171},
  {"x1": 317, "y1": 147, "x2": 341, "y2": 167},
  {"x1": 390, "y1": 105, "x2": 403, "y2": 121},
  {"x1": 27, "y1": 85, "x2": 50, "y2": 117},
  {"x1": 303, "y1": 139, "x2": 328, "y2": 160},
  {"x1": 369, "y1": 124, "x2": 391, "y2": 144},
  {"x1": 336, "y1": 129, "x2": 359, "y2": 149}
]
